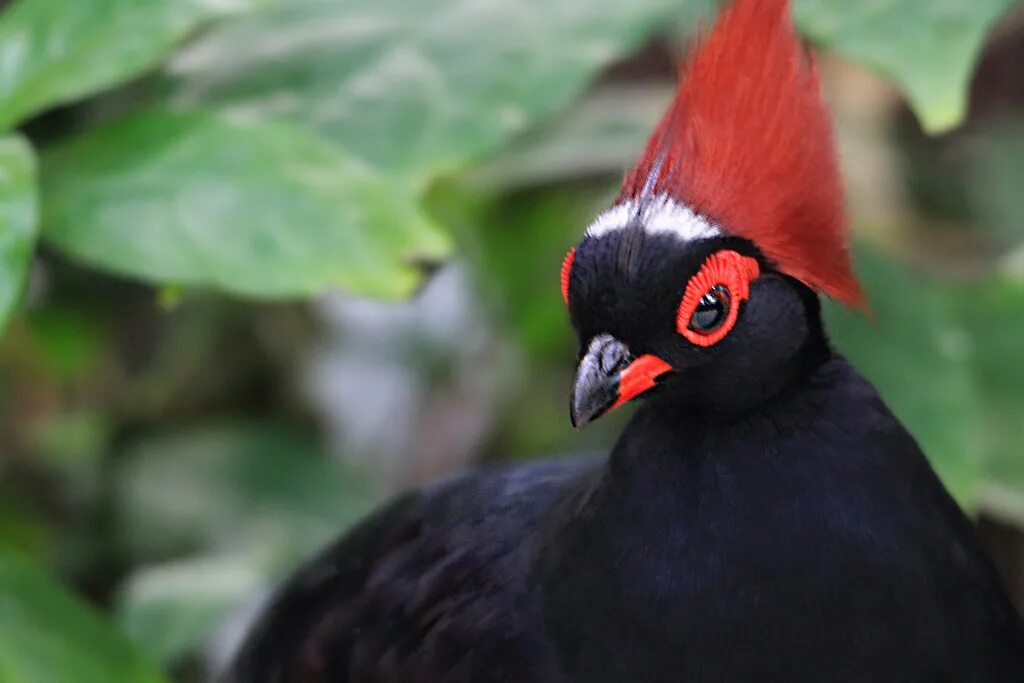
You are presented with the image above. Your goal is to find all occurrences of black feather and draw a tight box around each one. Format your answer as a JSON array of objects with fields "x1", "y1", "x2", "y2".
[{"x1": 227, "y1": 230, "x2": 1024, "y2": 683}]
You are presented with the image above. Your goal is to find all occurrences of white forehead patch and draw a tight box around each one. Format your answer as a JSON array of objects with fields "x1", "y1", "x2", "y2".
[{"x1": 584, "y1": 194, "x2": 721, "y2": 242}]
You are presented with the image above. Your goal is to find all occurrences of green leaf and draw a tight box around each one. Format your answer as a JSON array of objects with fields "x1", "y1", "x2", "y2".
[
  {"x1": 115, "y1": 422, "x2": 377, "y2": 665},
  {"x1": 0, "y1": 0, "x2": 248, "y2": 130},
  {"x1": 459, "y1": 183, "x2": 610, "y2": 363},
  {"x1": 116, "y1": 422, "x2": 376, "y2": 560},
  {"x1": 471, "y1": 84, "x2": 671, "y2": 191},
  {"x1": 824, "y1": 246, "x2": 983, "y2": 505},
  {"x1": 119, "y1": 554, "x2": 264, "y2": 667},
  {"x1": 0, "y1": 497, "x2": 52, "y2": 564},
  {"x1": 795, "y1": 0, "x2": 1017, "y2": 133},
  {"x1": 0, "y1": 134, "x2": 37, "y2": 335},
  {"x1": 40, "y1": 111, "x2": 450, "y2": 299},
  {"x1": 24, "y1": 305, "x2": 110, "y2": 381},
  {"x1": 967, "y1": 122, "x2": 1024, "y2": 246},
  {"x1": 161, "y1": 0, "x2": 706, "y2": 173},
  {"x1": 957, "y1": 277, "x2": 1024, "y2": 524},
  {"x1": 159, "y1": 0, "x2": 1013, "y2": 176},
  {"x1": 0, "y1": 550, "x2": 168, "y2": 683}
]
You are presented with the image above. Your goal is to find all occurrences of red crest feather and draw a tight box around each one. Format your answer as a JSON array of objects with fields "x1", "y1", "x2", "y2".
[{"x1": 620, "y1": 0, "x2": 864, "y2": 308}]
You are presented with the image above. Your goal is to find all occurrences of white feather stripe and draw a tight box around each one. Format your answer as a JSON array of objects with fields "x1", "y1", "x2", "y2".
[{"x1": 584, "y1": 195, "x2": 721, "y2": 242}]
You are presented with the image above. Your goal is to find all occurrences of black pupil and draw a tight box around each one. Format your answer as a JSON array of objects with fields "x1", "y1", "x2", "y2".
[{"x1": 690, "y1": 285, "x2": 729, "y2": 333}]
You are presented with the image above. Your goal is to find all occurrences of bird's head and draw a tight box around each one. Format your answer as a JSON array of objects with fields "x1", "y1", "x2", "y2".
[{"x1": 563, "y1": 0, "x2": 866, "y2": 427}]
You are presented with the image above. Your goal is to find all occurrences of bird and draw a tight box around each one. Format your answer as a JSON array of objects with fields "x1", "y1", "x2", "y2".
[{"x1": 225, "y1": 0, "x2": 1024, "y2": 681}]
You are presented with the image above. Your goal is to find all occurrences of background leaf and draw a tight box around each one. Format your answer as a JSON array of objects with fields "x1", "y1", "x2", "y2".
[
  {"x1": 0, "y1": 550, "x2": 168, "y2": 683},
  {"x1": 114, "y1": 423, "x2": 376, "y2": 665},
  {"x1": 0, "y1": 134, "x2": 37, "y2": 334},
  {"x1": 116, "y1": 422, "x2": 375, "y2": 560},
  {"x1": 825, "y1": 246, "x2": 984, "y2": 504},
  {"x1": 795, "y1": 0, "x2": 1018, "y2": 132},
  {"x1": 40, "y1": 111, "x2": 450, "y2": 299},
  {"x1": 960, "y1": 277, "x2": 1024, "y2": 523},
  {"x1": 0, "y1": 0, "x2": 246, "y2": 130},
  {"x1": 967, "y1": 122, "x2": 1024, "y2": 245},
  {"x1": 119, "y1": 554, "x2": 264, "y2": 668},
  {"x1": 160, "y1": 0, "x2": 709, "y2": 173},
  {"x1": 0, "y1": 0, "x2": 1022, "y2": 678},
  {"x1": 471, "y1": 84, "x2": 671, "y2": 191}
]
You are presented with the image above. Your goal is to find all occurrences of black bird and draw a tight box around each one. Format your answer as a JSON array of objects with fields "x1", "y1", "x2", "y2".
[{"x1": 226, "y1": 1, "x2": 1024, "y2": 680}]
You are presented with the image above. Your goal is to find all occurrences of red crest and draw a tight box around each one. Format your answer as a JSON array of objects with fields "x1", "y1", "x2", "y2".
[{"x1": 620, "y1": 0, "x2": 864, "y2": 308}]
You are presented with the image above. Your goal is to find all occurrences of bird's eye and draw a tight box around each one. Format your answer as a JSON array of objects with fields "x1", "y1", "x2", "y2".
[
  {"x1": 689, "y1": 285, "x2": 730, "y2": 333},
  {"x1": 676, "y1": 250, "x2": 760, "y2": 347}
]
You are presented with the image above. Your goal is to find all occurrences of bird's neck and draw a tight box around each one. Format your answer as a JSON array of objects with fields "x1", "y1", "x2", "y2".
[
  {"x1": 656, "y1": 337, "x2": 831, "y2": 424},
  {"x1": 544, "y1": 347, "x2": 854, "y2": 568},
  {"x1": 548, "y1": 344, "x2": 844, "y2": 549},
  {"x1": 611, "y1": 342, "x2": 836, "y2": 481},
  {"x1": 539, "y1": 352, "x2": 858, "y2": 652}
]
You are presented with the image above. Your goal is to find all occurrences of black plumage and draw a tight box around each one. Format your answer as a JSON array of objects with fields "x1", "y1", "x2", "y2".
[
  {"x1": 226, "y1": 0, "x2": 1024, "y2": 679},
  {"x1": 227, "y1": 229, "x2": 1024, "y2": 682}
]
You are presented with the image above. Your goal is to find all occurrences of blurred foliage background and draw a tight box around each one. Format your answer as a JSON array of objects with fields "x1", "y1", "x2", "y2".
[{"x1": 0, "y1": 0, "x2": 1023, "y2": 680}]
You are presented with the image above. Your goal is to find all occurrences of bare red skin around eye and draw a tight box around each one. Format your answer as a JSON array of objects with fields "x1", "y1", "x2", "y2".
[
  {"x1": 677, "y1": 250, "x2": 760, "y2": 347},
  {"x1": 561, "y1": 248, "x2": 576, "y2": 305}
]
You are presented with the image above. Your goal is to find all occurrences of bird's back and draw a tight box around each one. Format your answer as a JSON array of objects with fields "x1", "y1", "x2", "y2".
[{"x1": 224, "y1": 457, "x2": 600, "y2": 682}]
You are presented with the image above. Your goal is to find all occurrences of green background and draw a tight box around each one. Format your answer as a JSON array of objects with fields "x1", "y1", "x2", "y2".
[{"x1": 0, "y1": 0, "x2": 1022, "y2": 679}]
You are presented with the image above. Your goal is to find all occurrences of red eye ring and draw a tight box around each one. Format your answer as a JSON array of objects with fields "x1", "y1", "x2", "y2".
[
  {"x1": 560, "y1": 247, "x2": 576, "y2": 305},
  {"x1": 677, "y1": 250, "x2": 760, "y2": 346}
]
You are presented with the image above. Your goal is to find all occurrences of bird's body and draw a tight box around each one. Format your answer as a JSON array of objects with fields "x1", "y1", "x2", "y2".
[
  {"x1": 228, "y1": 0, "x2": 1024, "y2": 679},
  {"x1": 228, "y1": 354, "x2": 1024, "y2": 682}
]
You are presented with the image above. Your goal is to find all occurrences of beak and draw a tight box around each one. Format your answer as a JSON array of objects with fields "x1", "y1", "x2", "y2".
[{"x1": 570, "y1": 335, "x2": 673, "y2": 428}]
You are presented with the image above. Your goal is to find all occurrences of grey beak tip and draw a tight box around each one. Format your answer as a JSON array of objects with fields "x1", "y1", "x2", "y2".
[
  {"x1": 568, "y1": 400, "x2": 584, "y2": 430},
  {"x1": 569, "y1": 405, "x2": 590, "y2": 430},
  {"x1": 570, "y1": 335, "x2": 630, "y2": 430}
]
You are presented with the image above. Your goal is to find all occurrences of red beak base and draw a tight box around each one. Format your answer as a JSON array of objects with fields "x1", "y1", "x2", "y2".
[{"x1": 610, "y1": 355, "x2": 674, "y2": 411}]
